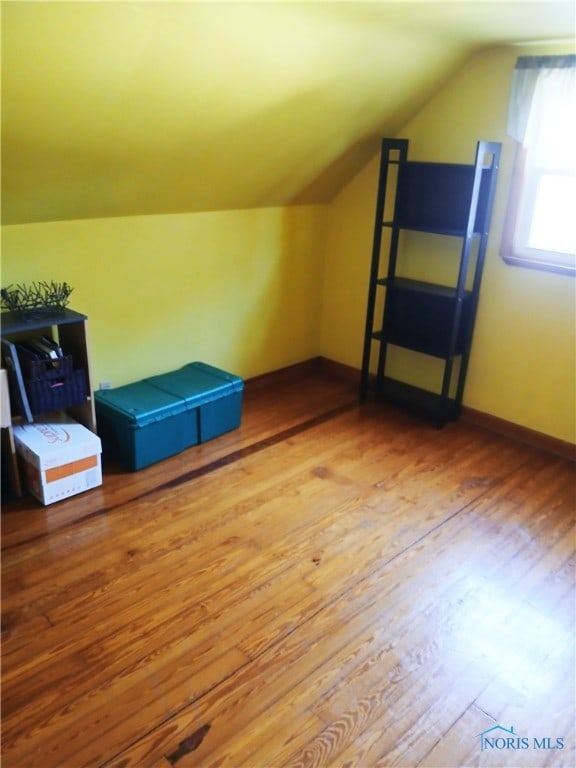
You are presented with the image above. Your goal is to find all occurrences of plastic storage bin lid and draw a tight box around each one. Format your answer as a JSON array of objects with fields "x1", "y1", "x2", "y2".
[
  {"x1": 94, "y1": 381, "x2": 187, "y2": 428},
  {"x1": 145, "y1": 362, "x2": 243, "y2": 408}
]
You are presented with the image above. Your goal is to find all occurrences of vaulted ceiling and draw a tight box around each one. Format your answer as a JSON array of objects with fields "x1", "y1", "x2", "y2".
[{"x1": 2, "y1": 1, "x2": 574, "y2": 224}]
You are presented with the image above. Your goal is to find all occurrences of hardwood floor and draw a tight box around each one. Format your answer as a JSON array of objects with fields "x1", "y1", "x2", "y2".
[{"x1": 2, "y1": 366, "x2": 575, "y2": 768}]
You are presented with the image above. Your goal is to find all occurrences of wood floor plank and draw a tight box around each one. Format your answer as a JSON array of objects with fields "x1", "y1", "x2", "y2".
[
  {"x1": 1, "y1": 536, "x2": 259, "y2": 679},
  {"x1": 414, "y1": 704, "x2": 499, "y2": 768},
  {"x1": 0, "y1": 368, "x2": 358, "y2": 545},
  {"x1": 111, "y1": 477, "x2": 568, "y2": 766},
  {"x1": 3, "y1": 639, "x2": 248, "y2": 768},
  {"x1": 2, "y1": 368, "x2": 574, "y2": 768},
  {"x1": 282, "y1": 457, "x2": 574, "y2": 766},
  {"x1": 3, "y1": 419, "x2": 362, "y2": 652},
  {"x1": 193, "y1": 707, "x2": 327, "y2": 768}
]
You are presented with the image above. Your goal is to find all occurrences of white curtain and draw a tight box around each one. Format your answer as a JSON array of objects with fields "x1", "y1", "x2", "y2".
[{"x1": 507, "y1": 55, "x2": 576, "y2": 171}]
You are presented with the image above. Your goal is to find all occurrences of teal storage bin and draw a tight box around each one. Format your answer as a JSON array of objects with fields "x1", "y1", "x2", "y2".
[
  {"x1": 145, "y1": 362, "x2": 244, "y2": 443},
  {"x1": 95, "y1": 380, "x2": 196, "y2": 471}
]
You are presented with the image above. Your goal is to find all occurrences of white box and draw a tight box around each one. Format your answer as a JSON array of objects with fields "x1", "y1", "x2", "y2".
[
  {"x1": 13, "y1": 419, "x2": 102, "y2": 505},
  {"x1": 1, "y1": 369, "x2": 11, "y2": 428}
]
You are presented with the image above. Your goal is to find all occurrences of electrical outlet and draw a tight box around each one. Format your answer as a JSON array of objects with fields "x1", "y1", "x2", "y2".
[{"x1": 99, "y1": 380, "x2": 112, "y2": 390}]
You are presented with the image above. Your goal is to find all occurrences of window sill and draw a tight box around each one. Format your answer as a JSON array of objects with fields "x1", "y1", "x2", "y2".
[{"x1": 501, "y1": 250, "x2": 576, "y2": 277}]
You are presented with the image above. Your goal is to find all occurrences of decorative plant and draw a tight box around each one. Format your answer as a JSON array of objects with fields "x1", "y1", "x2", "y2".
[{"x1": 1, "y1": 281, "x2": 73, "y2": 314}]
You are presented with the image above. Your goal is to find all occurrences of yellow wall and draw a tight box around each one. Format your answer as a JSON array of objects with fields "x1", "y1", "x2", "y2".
[
  {"x1": 1, "y1": 205, "x2": 327, "y2": 387},
  {"x1": 2, "y1": 39, "x2": 574, "y2": 445},
  {"x1": 320, "y1": 43, "x2": 576, "y2": 444}
]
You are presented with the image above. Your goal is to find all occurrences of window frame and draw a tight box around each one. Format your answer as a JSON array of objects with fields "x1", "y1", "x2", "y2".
[
  {"x1": 501, "y1": 143, "x2": 576, "y2": 277},
  {"x1": 501, "y1": 52, "x2": 576, "y2": 278}
]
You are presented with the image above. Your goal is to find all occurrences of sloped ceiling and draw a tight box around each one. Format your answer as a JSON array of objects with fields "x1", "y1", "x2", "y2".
[{"x1": 2, "y1": 1, "x2": 574, "y2": 224}]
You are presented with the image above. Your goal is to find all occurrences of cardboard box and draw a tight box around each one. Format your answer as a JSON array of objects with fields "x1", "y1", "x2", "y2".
[
  {"x1": 1, "y1": 369, "x2": 11, "y2": 428},
  {"x1": 13, "y1": 418, "x2": 102, "y2": 505}
]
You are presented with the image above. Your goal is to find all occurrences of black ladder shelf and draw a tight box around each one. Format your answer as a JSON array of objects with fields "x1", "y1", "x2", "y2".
[{"x1": 359, "y1": 138, "x2": 501, "y2": 426}]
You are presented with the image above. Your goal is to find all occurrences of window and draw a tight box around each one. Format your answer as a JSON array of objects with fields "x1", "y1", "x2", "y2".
[{"x1": 501, "y1": 55, "x2": 576, "y2": 276}]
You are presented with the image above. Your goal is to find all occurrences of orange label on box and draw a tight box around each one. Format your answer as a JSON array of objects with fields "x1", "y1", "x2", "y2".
[{"x1": 45, "y1": 455, "x2": 99, "y2": 483}]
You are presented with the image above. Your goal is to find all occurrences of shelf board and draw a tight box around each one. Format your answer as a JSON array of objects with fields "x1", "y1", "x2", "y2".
[
  {"x1": 376, "y1": 277, "x2": 472, "y2": 299},
  {"x1": 373, "y1": 376, "x2": 459, "y2": 422},
  {"x1": 1, "y1": 308, "x2": 87, "y2": 335},
  {"x1": 382, "y1": 221, "x2": 480, "y2": 237},
  {"x1": 371, "y1": 331, "x2": 463, "y2": 360}
]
